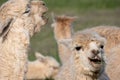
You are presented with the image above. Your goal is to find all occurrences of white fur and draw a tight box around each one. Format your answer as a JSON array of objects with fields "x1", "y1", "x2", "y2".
[{"x1": 26, "y1": 52, "x2": 60, "y2": 80}]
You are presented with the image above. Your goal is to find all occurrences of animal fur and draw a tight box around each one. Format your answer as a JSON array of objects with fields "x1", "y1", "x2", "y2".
[
  {"x1": 105, "y1": 45, "x2": 120, "y2": 80},
  {"x1": 55, "y1": 30, "x2": 109, "y2": 80},
  {"x1": 30, "y1": 0, "x2": 48, "y2": 33},
  {"x1": 51, "y1": 15, "x2": 76, "y2": 64},
  {"x1": 26, "y1": 52, "x2": 60, "y2": 80},
  {"x1": 0, "y1": 0, "x2": 48, "y2": 80},
  {"x1": 0, "y1": 0, "x2": 30, "y2": 35},
  {"x1": 89, "y1": 26, "x2": 120, "y2": 80},
  {"x1": 52, "y1": 16, "x2": 120, "y2": 80}
]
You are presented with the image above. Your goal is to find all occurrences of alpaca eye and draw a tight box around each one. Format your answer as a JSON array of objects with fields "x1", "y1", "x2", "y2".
[
  {"x1": 24, "y1": 4, "x2": 31, "y2": 14},
  {"x1": 100, "y1": 45, "x2": 104, "y2": 49},
  {"x1": 75, "y1": 46, "x2": 82, "y2": 51}
]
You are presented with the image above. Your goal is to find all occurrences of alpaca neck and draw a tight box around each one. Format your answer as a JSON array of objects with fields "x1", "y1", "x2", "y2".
[
  {"x1": 4, "y1": 26, "x2": 30, "y2": 52},
  {"x1": 74, "y1": 67, "x2": 100, "y2": 80},
  {"x1": 0, "y1": 26, "x2": 30, "y2": 80},
  {"x1": 55, "y1": 25, "x2": 73, "y2": 64},
  {"x1": 58, "y1": 43, "x2": 71, "y2": 64},
  {"x1": 76, "y1": 74, "x2": 98, "y2": 80}
]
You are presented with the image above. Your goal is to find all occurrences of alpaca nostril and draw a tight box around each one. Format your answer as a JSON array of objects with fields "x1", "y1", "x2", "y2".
[
  {"x1": 91, "y1": 49, "x2": 99, "y2": 55},
  {"x1": 42, "y1": 3, "x2": 45, "y2": 6},
  {"x1": 53, "y1": 67, "x2": 59, "y2": 70}
]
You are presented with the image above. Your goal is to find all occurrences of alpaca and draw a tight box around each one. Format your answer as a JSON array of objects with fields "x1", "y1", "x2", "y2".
[
  {"x1": 52, "y1": 16, "x2": 120, "y2": 79},
  {"x1": 55, "y1": 30, "x2": 109, "y2": 80},
  {"x1": 51, "y1": 15, "x2": 76, "y2": 64},
  {"x1": 0, "y1": 0, "x2": 48, "y2": 80},
  {"x1": 26, "y1": 52, "x2": 60, "y2": 80}
]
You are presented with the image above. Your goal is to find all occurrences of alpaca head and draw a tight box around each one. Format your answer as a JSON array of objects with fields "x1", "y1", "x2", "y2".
[
  {"x1": 60, "y1": 31, "x2": 106, "y2": 76},
  {"x1": 1, "y1": 0, "x2": 48, "y2": 39},
  {"x1": 51, "y1": 15, "x2": 76, "y2": 40},
  {"x1": 30, "y1": 0, "x2": 48, "y2": 33},
  {"x1": 35, "y1": 52, "x2": 60, "y2": 78},
  {"x1": 72, "y1": 31, "x2": 106, "y2": 75}
]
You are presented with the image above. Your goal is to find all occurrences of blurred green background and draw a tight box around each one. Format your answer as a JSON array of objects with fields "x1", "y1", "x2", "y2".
[{"x1": 0, "y1": 0, "x2": 120, "y2": 62}]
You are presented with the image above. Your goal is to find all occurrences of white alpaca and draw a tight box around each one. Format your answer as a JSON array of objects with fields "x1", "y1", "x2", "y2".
[
  {"x1": 0, "y1": 0, "x2": 48, "y2": 80},
  {"x1": 55, "y1": 30, "x2": 109, "y2": 80},
  {"x1": 51, "y1": 15, "x2": 76, "y2": 64},
  {"x1": 27, "y1": 52, "x2": 60, "y2": 80}
]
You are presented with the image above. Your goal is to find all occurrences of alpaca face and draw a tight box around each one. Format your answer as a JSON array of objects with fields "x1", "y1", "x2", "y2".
[
  {"x1": 8, "y1": 0, "x2": 48, "y2": 37},
  {"x1": 30, "y1": 0, "x2": 48, "y2": 33},
  {"x1": 72, "y1": 32, "x2": 106, "y2": 73}
]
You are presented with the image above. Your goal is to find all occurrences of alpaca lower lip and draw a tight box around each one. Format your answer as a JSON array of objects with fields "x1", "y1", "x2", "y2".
[
  {"x1": 88, "y1": 56, "x2": 101, "y2": 64},
  {"x1": 88, "y1": 57, "x2": 102, "y2": 68}
]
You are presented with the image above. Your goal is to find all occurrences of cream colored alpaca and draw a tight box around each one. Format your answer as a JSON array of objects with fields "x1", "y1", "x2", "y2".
[
  {"x1": 55, "y1": 30, "x2": 109, "y2": 80},
  {"x1": 51, "y1": 15, "x2": 76, "y2": 64},
  {"x1": 52, "y1": 17, "x2": 120, "y2": 79},
  {"x1": 27, "y1": 52, "x2": 60, "y2": 80},
  {"x1": 0, "y1": 0, "x2": 48, "y2": 80}
]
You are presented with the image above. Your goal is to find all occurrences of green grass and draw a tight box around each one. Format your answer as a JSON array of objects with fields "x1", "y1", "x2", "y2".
[
  {"x1": 0, "y1": 0, "x2": 6, "y2": 5},
  {"x1": 44, "y1": 0, "x2": 120, "y2": 12}
]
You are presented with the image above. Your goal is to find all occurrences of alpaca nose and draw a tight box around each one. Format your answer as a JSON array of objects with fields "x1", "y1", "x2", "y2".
[{"x1": 91, "y1": 49, "x2": 99, "y2": 55}]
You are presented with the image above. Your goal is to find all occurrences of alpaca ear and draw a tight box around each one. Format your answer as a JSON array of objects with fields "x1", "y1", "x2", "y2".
[
  {"x1": 35, "y1": 52, "x2": 45, "y2": 59},
  {"x1": 67, "y1": 16, "x2": 78, "y2": 23},
  {"x1": 35, "y1": 52, "x2": 47, "y2": 63}
]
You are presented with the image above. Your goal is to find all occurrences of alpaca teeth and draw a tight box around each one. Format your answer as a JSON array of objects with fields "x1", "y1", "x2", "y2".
[{"x1": 95, "y1": 56, "x2": 98, "y2": 59}]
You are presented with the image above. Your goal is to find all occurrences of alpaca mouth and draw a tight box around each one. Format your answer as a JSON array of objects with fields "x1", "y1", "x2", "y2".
[
  {"x1": 41, "y1": 12, "x2": 48, "y2": 24},
  {"x1": 88, "y1": 56, "x2": 102, "y2": 68}
]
